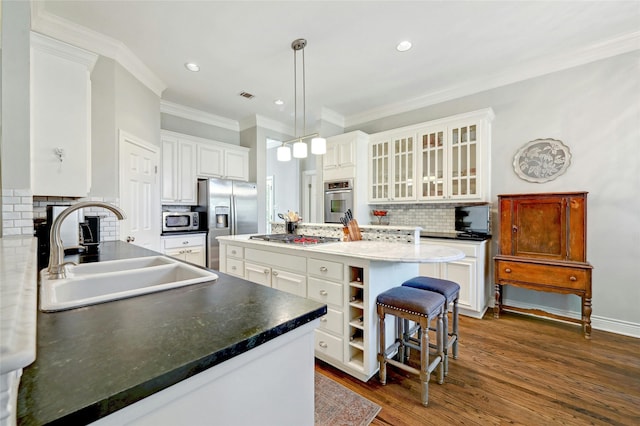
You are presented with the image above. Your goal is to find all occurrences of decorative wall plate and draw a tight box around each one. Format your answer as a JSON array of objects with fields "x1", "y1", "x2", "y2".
[{"x1": 513, "y1": 138, "x2": 571, "y2": 183}]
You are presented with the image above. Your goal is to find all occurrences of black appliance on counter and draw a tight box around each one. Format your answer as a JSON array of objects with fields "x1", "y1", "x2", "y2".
[
  {"x1": 80, "y1": 215, "x2": 101, "y2": 253},
  {"x1": 454, "y1": 204, "x2": 491, "y2": 236}
]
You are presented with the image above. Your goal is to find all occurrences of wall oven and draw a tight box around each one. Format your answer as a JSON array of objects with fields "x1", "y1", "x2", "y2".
[
  {"x1": 324, "y1": 179, "x2": 354, "y2": 223},
  {"x1": 162, "y1": 212, "x2": 200, "y2": 232}
]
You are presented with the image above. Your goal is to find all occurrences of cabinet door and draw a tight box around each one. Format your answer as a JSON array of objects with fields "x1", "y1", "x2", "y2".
[
  {"x1": 224, "y1": 149, "x2": 249, "y2": 181},
  {"x1": 178, "y1": 141, "x2": 197, "y2": 204},
  {"x1": 244, "y1": 262, "x2": 272, "y2": 287},
  {"x1": 161, "y1": 137, "x2": 178, "y2": 202},
  {"x1": 417, "y1": 127, "x2": 446, "y2": 200},
  {"x1": 369, "y1": 138, "x2": 390, "y2": 202},
  {"x1": 324, "y1": 143, "x2": 340, "y2": 169},
  {"x1": 337, "y1": 140, "x2": 355, "y2": 167},
  {"x1": 197, "y1": 144, "x2": 224, "y2": 178},
  {"x1": 391, "y1": 134, "x2": 416, "y2": 201},
  {"x1": 272, "y1": 269, "x2": 307, "y2": 297},
  {"x1": 184, "y1": 246, "x2": 206, "y2": 267},
  {"x1": 440, "y1": 257, "x2": 477, "y2": 311},
  {"x1": 449, "y1": 122, "x2": 479, "y2": 199}
]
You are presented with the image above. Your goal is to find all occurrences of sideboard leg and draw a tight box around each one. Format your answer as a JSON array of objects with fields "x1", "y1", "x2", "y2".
[
  {"x1": 583, "y1": 296, "x2": 592, "y2": 339},
  {"x1": 494, "y1": 284, "x2": 501, "y2": 319}
]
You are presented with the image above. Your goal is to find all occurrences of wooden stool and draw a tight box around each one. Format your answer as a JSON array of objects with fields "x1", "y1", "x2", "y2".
[
  {"x1": 377, "y1": 286, "x2": 446, "y2": 406},
  {"x1": 402, "y1": 276, "x2": 460, "y2": 376}
]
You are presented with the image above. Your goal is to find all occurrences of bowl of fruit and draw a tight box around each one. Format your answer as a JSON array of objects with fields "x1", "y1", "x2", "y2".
[{"x1": 372, "y1": 210, "x2": 388, "y2": 225}]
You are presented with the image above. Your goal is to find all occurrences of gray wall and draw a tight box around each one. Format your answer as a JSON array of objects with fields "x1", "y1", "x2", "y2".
[
  {"x1": 161, "y1": 113, "x2": 239, "y2": 145},
  {"x1": 349, "y1": 51, "x2": 640, "y2": 330}
]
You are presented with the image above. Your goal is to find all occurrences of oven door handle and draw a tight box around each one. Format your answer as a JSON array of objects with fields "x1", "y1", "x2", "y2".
[{"x1": 325, "y1": 189, "x2": 352, "y2": 194}]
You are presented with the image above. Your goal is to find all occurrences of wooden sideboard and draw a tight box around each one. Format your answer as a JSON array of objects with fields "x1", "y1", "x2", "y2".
[{"x1": 494, "y1": 192, "x2": 593, "y2": 338}]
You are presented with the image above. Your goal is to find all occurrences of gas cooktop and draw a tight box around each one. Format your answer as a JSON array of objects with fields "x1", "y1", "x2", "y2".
[{"x1": 250, "y1": 234, "x2": 340, "y2": 245}]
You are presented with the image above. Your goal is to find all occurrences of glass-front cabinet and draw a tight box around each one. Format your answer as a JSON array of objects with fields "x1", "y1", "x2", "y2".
[
  {"x1": 369, "y1": 108, "x2": 494, "y2": 204},
  {"x1": 369, "y1": 133, "x2": 415, "y2": 202}
]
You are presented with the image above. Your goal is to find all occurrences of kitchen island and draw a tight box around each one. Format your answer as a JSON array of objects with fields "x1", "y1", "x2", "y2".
[
  {"x1": 218, "y1": 235, "x2": 464, "y2": 381},
  {"x1": 16, "y1": 241, "x2": 326, "y2": 425}
]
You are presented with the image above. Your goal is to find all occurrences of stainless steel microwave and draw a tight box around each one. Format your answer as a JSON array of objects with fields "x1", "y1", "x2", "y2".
[{"x1": 162, "y1": 212, "x2": 200, "y2": 232}]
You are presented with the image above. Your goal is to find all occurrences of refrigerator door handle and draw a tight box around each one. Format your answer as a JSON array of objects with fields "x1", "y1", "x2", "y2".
[{"x1": 231, "y1": 195, "x2": 237, "y2": 235}]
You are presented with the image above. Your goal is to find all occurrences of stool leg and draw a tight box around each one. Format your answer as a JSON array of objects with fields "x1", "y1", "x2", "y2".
[
  {"x1": 397, "y1": 316, "x2": 406, "y2": 363},
  {"x1": 452, "y1": 296, "x2": 459, "y2": 359},
  {"x1": 442, "y1": 302, "x2": 450, "y2": 376},
  {"x1": 378, "y1": 307, "x2": 387, "y2": 385},
  {"x1": 436, "y1": 309, "x2": 445, "y2": 385},
  {"x1": 419, "y1": 318, "x2": 429, "y2": 406}
]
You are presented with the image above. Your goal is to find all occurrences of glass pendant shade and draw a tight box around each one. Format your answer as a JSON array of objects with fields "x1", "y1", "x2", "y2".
[
  {"x1": 277, "y1": 145, "x2": 291, "y2": 161},
  {"x1": 311, "y1": 137, "x2": 326, "y2": 155},
  {"x1": 292, "y1": 140, "x2": 308, "y2": 158}
]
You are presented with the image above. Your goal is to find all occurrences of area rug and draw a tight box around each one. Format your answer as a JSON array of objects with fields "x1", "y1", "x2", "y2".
[{"x1": 315, "y1": 372, "x2": 381, "y2": 426}]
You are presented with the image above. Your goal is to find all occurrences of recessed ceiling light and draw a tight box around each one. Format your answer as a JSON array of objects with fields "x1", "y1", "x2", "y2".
[
  {"x1": 184, "y1": 62, "x2": 200, "y2": 72},
  {"x1": 274, "y1": 99, "x2": 284, "y2": 106},
  {"x1": 396, "y1": 41, "x2": 412, "y2": 52}
]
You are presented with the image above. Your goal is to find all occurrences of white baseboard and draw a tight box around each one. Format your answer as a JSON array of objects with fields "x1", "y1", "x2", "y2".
[{"x1": 501, "y1": 298, "x2": 640, "y2": 339}]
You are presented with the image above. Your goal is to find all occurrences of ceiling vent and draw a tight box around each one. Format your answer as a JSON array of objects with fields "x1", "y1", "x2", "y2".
[{"x1": 239, "y1": 91, "x2": 255, "y2": 100}]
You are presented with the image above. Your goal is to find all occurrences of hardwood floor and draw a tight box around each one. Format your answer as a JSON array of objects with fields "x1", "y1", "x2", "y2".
[{"x1": 315, "y1": 312, "x2": 640, "y2": 425}]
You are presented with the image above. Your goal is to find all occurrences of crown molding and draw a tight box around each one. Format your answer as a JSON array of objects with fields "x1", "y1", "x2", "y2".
[
  {"x1": 320, "y1": 107, "x2": 345, "y2": 128},
  {"x1": 30, "y1": 32, "x2": 98, "y2": 71},
  {"x1": 31, "y1": 4, "x2": 166, "y2": 96},
  {"x1": 239, "y1": 114, "x2": 293, "y2": 135},
  {"x1": 345, "y1": 31, "x2": 640, "y2": 128},
  {"x1": 161, "y1": 100, "x2": 239, "y2": 131}
]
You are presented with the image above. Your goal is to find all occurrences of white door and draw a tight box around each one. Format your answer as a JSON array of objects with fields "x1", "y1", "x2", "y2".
[{"x1": 119, "y1": 130, "x2": 160, "y2": 251}]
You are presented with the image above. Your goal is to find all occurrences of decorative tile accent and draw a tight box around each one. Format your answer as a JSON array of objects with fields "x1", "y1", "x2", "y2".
[{"x1": 368, "y1": 203, "x2": 456, "y2": 233}]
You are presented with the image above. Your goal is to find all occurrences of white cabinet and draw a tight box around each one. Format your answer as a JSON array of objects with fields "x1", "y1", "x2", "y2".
[
  {"x1": 30, "y1": 32, "x2": 98, "y2": 197},
  {"x1": 161, "y1": 134, "x2": 197, "y2": 205},
  {"x1": 243, "y1": 248, "x2": 307, "y2": 297},
  {"x1": 368, "y1": 131, "x2": 416, "y2": 203},
  {"x1": 197, "y1": 143, "x2": 249, "y2": 181},
  {"x1": 419, "y1": 238, "x2": 490, "y2": 318},
  {"x1": 369, "y1": 108, "x2": 494, "y2": 204},
  {"x1": 161, "y1": 233, "x2": 206, "y2": 267},
  {"x1": 417, "y1": 110, "x2": 494, "y2": 201}
]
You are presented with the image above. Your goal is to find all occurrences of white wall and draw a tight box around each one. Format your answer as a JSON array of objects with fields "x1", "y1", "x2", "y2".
[{"x1": 350, "y1": 51, "x2": 640, "y2": 335}]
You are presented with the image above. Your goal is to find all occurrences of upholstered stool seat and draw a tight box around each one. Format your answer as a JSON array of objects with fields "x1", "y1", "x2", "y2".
[
  {"x1": 377, "y1": 286, "x2": 446, "y2": 406},
  {"x1": 402, "y1": 276, "x2": 461, "y2": 376}
]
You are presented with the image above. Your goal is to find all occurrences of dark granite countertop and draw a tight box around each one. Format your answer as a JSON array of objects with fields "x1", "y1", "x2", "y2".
[
  {"x1": 17, "y1": 242, "x2": 326, "y2": 426},
  {"x1": 420, "y1": 231, "x2": 492, "y2": 242}
]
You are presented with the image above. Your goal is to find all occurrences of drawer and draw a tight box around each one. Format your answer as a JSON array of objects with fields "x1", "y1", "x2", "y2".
[
  {"x1": 245, "y1": 248, "x2": 306, "y2": 274},
  {"x1": 421, "y1": 239, "x2": 479, "y2": 257},
  {"x1": 272, "y1": 269, "x2": 306, "y2": 298},
  {"x1": 162, "y1": 234, "x2": 206, "y2": 250},
  {"x1": 226, "y1": 258, "x2": 244, "y2": 278},
  {"x1": 308, "y1": 277, "x2": 343, "y2": 308},
  {"x1": 308, "y1": 258, "x2": 344, "y2": 281},
  {"x1": 495, "y1": 260, "x2": 591, "y2": 292},
  {"x1": 318, "y1": 308, "x2": 343, "y2": 336},
  {"x1": 314, "y1": 330, "x2": 343, "y2": 362},
  {"x1": 226, "y1": 245, "x2": 244, "y2": 259}
]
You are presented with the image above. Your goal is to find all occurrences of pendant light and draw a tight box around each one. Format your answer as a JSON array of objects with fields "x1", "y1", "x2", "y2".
[{"x1": 278, "y1": 38, "x2": 326, "y2": 161}]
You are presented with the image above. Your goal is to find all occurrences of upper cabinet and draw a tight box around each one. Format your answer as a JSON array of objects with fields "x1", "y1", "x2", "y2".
[
  {"x1": 30, "y1": 33, "x2": 98, "y2": 197},
  {"x1": 161, "y1": 130, "x2": 249, "y2": 205},
  {"x1": 369, "y1": 108, "x2": 494, "y2": 204},
  {"x1": 323, "y1": 131, "x2": 368, "y2": 181}
]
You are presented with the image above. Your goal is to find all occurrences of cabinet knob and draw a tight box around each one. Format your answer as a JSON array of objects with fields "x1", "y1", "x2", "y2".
[
  {"x1": 320, "y1": 317, "x2": 327, "y2": 322},
  {"x1": 231, "y1": 266, "x2": 236, "y2": 271},
  {"x1": 569, "y1": 276, "x2": 577, "y2": 281},
  {"x1": 126, "y1": 236, "x2": 135, "y2": 243},
  {"x1": 263, "y1": 269, "x2": 269, "y2": 275},
  {"x1": 318, "y1": 341, "x2": 328, "y2": 348},
  {"x1": 272, "y1": 271, "x2": 279, "y2": 277},
  {"x1": 231, "y1": 250, "x2": 237, "y2": 255},
  {"x1": 505, "y1": 268, "x2": 512, "y2": 273},
  {"x1": 512, "y1": 225, "x2": 518, "y2": 233},
  {"x1": 319, "y1": 266, "x2": 328, "y2": 272},
  {"x1": 183, "y1": 241, "x2": 189, "y2": 245},
  {"x1": 319, "y1": 289, "x2": 328, "y2": 296}
]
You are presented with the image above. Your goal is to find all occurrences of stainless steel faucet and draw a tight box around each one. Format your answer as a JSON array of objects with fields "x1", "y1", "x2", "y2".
[{"x1": 47, "y1": 201, "x2": 126, "y2": 279}]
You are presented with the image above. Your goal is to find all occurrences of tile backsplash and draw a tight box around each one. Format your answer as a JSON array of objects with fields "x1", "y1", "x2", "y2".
[{"x1": 367, "y1": 204, "x2": 456, "y2": 232}]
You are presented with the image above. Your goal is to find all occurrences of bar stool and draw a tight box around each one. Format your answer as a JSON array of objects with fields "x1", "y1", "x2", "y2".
[
  {"x1": 402, "y1": 276, "x2": 461, "y2": 376},
  {"x1": 377, "y1": 286, "x2": 446, "y2": 406}
]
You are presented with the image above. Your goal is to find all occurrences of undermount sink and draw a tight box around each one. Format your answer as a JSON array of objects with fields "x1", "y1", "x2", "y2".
[{"x1": 40, "y1": 256, "x2": 218, "y2": 312}]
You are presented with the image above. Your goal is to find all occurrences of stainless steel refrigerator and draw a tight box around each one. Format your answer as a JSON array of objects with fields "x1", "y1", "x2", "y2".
[{"x1": 197, "y1": 178, "x2": 258, "y2": 270}]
